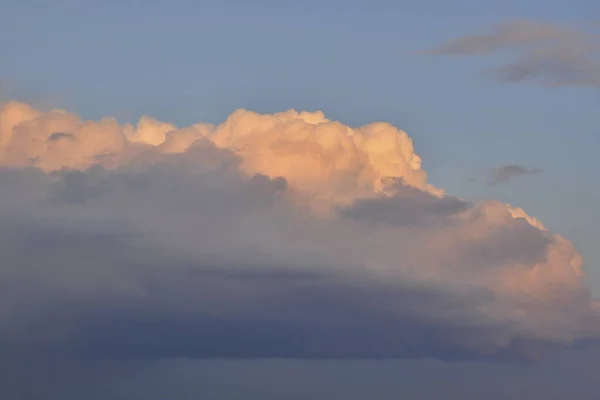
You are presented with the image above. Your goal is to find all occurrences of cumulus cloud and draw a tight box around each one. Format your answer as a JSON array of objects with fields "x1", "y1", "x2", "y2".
[
  {"x1": 428, "y1": 20, "x2": 600, "y2": 88},
  {"x1": 487, "y1": 164, "x2": 541, "y2": 185},
  {"x1": 0, "y1": 100, "x2": 598, "y2": 363}
]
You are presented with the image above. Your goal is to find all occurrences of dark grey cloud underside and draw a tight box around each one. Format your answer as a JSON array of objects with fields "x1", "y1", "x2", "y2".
[
  {"x1": 0, "y1": 227, "x2": 527, "y2": 362},
  {"x1": 340, "y1": 182, "x2": 470, "y2": 226},
  {"x1": 0, "y1": 166, "x2": 559, "y2": 363}
]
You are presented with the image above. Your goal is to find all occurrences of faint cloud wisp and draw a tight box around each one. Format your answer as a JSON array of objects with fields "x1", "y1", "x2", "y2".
[
  {"x1": 487, "y1": 164, "x2": 541, "y2": 185},
  {"x1": 428, "y1": 20, "x2": 600, "y2": 88}
]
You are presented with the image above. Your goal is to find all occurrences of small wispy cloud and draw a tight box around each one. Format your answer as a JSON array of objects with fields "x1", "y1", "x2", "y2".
[
  {"x1": 487, "y1": 164, "x2": 541, "y2": 185},
  {"x1": 427, "y1": 20, "x2": 600, "y2": 88}
]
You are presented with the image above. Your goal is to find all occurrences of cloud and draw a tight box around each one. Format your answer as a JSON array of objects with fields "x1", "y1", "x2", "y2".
[
  {"x1": 428, "y1": 20, "x2": 600, "y2": 88},
  {"x1": 340, "y1": 178, "x2": 470, "y2": 227},
  {"x1": 487, "y1": 164, "x2": 541, "y2": 185},
  {"x1": 0, "y1": 100, "x2": 598, "y2": 364}
]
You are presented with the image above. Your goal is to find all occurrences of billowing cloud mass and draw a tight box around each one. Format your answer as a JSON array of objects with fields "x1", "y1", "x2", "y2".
[
  {"x1": 487, "y1": 164, "x2": 540, "y2": 185},
  {"x1": 0, "y1": 100, "x2": 598, "y2": 363},
  {"x1": 428, "y1": 20, "x2": 600, "y2": 88}
]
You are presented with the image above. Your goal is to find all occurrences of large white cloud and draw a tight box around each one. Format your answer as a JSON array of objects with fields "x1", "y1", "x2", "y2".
[{"x1": 0, "y1": 100, "x2": 597, "y2": 362}]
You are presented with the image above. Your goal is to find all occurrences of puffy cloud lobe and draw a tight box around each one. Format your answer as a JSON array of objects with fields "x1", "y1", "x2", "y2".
[
  {"x1": 0, "y1": 102, "x2": 127, "y2": 171},
  {"x1": 0, "y1": 100, "x2": 597, "y2": 362},
  {"x1": 0, "y1": 102, "x2": 433, "y2": 202}
]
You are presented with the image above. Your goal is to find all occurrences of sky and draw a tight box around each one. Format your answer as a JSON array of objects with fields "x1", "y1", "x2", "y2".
[{"x1": 1, "y1": 0, "x2": 599, "y2": 398}]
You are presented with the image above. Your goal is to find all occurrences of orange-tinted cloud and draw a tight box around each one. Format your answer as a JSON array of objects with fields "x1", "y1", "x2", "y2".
[{"x1": 0, "y1": 100, "x2": 597, "y2": 361}]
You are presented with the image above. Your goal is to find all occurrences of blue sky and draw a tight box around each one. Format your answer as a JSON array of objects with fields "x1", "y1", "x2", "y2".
[{"x1": 2, "y1": 1, "x2": 598, "y2": 290}]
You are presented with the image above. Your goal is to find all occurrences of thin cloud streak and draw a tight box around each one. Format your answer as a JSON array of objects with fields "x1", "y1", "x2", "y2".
[
  {"x1": 428, "y1": 20, "x2": 600, "y2": 88},
  {"x1": 487, "y1": 164, "x2": 541, "y2": 185}
]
